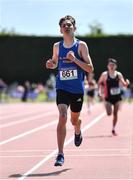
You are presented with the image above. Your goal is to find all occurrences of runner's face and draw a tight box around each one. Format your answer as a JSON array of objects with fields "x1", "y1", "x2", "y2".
[
  {"x1": 107, "y1": 62, "x2": 117, "y2": 71},
  {"x1": 60, "y1": 20, "x2": 75, "y2": 35}
]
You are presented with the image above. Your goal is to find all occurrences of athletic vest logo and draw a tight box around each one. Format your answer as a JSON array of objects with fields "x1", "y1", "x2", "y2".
[{"x1": 77, "y1": 98, "x2": 82, "y2": 102}]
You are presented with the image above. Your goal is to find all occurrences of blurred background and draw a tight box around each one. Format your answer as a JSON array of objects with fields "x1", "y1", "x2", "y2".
[{"x1": 0, "y1": 0, "x2": 133, "y2": 103}]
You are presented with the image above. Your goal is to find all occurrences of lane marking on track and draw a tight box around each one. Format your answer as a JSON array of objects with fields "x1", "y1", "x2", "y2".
[
  {"x1": 0, "y1": 104, "x2": 97, "y2": 144},
  {"x1": 18, "y1": 112, "x2": 106, "y2": 180},
  {"x1": 0, "y1": 120, "x2": 57, "y2": 146},
  {"x1": 0, "y1": 148, "x2": 129, "y2": 152},
  {"x1": 0, "y1": 110, "x2": 49, "y2": 120},
  {"x1": 0, "y1": 154, "x2": 132, "y2": 158},
  {"x1": 0, "y1": 103, "x2": 89, "y2": 129},
  {"x1": 0, "y1": 103, "x2": 56, "y2": 118},
  {"x1": 20, "y1": 179, "x2": 132, "y2": 180},
  {"x1": 0, "y1": 111, "x2": 57, "y2": 128}
]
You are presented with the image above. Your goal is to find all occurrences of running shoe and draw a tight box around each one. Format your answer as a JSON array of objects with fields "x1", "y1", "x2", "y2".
[
  {"x1": 74, "y1": 131, "x2": 83, "y2": 146},
  {"x1": 112, "y1": 130, "x2": 117, "y2": 136},
  {"x1": 54, "y1": 153, "x2": 64, "y2": 166}
]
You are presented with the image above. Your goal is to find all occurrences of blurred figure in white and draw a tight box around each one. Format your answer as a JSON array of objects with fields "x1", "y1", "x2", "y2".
[
  {"x1": 45, "y1": 73, "x2": 56, "y2": 101},
  {"x1": 85, "y1": 73, "x2": 97, "y2": 113},
  {"x1": 0, "y1": 78, "x2": 7, "y2": 103}
]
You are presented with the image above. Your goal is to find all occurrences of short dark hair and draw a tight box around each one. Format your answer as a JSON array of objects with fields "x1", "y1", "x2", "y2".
[
  {"x1": 108, "y1": 58, "x2": 117, "y2": 65},
  {"x1": 59, "y1": 15, "x2": 76, "y2": 27}
]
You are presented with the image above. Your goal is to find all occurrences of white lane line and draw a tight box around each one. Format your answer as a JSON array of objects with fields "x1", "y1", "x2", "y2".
[
  {"x1": 0, "y1": 120, "x2": 57, "y2": 146},
  {"x1": 0, "y1": 110, "x2": 46, "y2": 120},
  {"x1": 0, "y1": 154, "x2": 131, "y2": 158},
  {"x1": 65, "y1": 148, "x2": 130, "y2": 152},
  {"x1": 18, "y1": 112, "x2": 106, "y2": 180},
  {"x1": 0, "y1": 111, "x2": 57, "y2": 128},
  {"x1": 0, "y1": 102, "x2": 96, "y2": 129},
  {"x1": 23, "y1": 179, "x2": 132, "y2": 180},
  {"x1": 0, "y1": 148, "x2": 129, "y2": 152},
  {"x1": 0, "y1": 106, "x2": 88, "y2": 145},
  {"x1": 26, "y1": 179, "x2": 133, "y2": 180},
  {"x1": 0, "y1": 106, "x2": 57, "y2": 120},
  {"x1": 0, "y1": 104, "x2": 94, "y2": 143}
]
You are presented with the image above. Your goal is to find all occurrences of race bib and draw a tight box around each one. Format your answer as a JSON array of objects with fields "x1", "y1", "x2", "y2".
[
  {"x1": 110, "y1": 87, "x2": 121, "y2": 95},
  {"x1": 60, "y1": 69, "x2": 78, "y2": 80}
]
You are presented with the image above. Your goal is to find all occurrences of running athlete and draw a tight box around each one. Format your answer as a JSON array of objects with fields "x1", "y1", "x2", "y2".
[
  {"x1": 85, "y1": 73, "x2": 97, "y2": 112},
  {"x1": 98, "y1": 58, "x2": 129, "y2": 136},
  {"x1": 45, "y1": 15, "x2": 94, "y2": 166}
]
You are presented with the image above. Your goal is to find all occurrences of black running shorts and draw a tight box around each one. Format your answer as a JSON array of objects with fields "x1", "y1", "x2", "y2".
[
  {"x1": 105, "y1": 95, "x2": 122, "y2": 105},
  {"x1": 56, "y1": 89, "x2": 84, "y2": 112}
]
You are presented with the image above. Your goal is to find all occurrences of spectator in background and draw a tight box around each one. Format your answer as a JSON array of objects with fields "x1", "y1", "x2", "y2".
[
  {"x1": 85, "y1": 73, "x2": 97, "y2": 113},
  {"x1": 0, "y1": 78, "x2": 7, "y2": 102},
  {"x1": 21, "y1": 80, "x2": 30, "y2": 102},
  {"x1": 45, "y1": 73, "x2": 56, "y2": 101}
]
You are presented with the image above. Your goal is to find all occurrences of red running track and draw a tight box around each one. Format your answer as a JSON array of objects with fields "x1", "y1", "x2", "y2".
[{"x1": 0, "y1": 102, "x2": 133, "y2": 180}]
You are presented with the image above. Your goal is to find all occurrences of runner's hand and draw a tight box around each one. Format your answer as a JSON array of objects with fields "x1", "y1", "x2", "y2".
[
  {"x1": 125, "y1": 79, "x2": 130, "y2": 88},
  {"x1": 98, "y1": 90, "x2": 105, "y2": 101},
  {"x1": 46, "y1": 59, "x2": 55, "y2": 69},
  {"x1": 66, "y1": 51, "x2": 75, "y2": 62},
  {"x1": 126, "y1": 79, "x2": 130, "y2": 85}
]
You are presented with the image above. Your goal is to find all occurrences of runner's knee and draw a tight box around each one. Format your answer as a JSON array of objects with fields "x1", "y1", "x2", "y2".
[
  {"x1": 59, "y1": 112, "x2": 67, "y2": 121},
  {"x1": 106, "y1": 109, "x2": 112, "y2": 115},
  {"x1": 107, "y1": 112, "x2": 112, "y2": 116},
  {"x1": 71, "y1": 118, "x2": 78, "y2": 126}
]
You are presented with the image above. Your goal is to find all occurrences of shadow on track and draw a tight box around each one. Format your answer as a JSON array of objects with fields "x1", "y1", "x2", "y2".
[{"x1": 9, "y1": 168, "x2": 72, "y2": 178}]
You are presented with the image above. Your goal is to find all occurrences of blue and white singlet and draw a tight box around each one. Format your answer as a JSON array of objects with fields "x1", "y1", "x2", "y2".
[{"x1": 56, "y1": 39, "x2": 85, "y2": 94}]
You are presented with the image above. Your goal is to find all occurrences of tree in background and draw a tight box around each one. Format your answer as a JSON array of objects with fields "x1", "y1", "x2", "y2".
[
  {"x1": 0, "y1": 26, "x2": 19, "y2": 36},
  {"x1": 87, "y1": 21, "x2": 105, "y2": 37}
]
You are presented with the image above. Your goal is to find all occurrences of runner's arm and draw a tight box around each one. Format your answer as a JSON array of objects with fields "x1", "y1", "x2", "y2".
[
  {"x1": 46, "y1": 42, "x2": 59, "y2": 69},
  {"x1": 118, "y1": 72, "x2": 130, "y2": 87},
  {"x1": 66, "y1": 41, "x2": 94, "y2": 73},
  {"x1": 98, "y1": 72, "x2": 106, "y2": 98}
]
